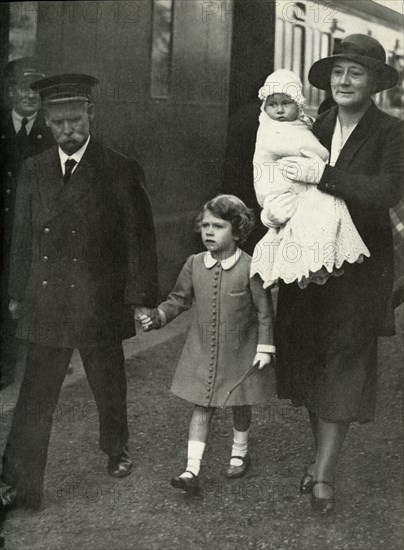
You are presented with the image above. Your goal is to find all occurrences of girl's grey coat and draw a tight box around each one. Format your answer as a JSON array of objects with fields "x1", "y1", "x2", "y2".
[{"x1": 159, "y1": 252, "x2": 274, "y2": 407}]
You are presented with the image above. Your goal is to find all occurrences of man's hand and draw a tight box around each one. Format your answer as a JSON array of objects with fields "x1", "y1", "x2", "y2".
[
  {"x1": 8, "y1": 299, "x2": 21, "y2": 320},
  {"x1": 253, "y1": 352, "x2": 274, "y2": 370},
  {"x1": 278, "y1": 149, "x2": 326, "y2": 184}
]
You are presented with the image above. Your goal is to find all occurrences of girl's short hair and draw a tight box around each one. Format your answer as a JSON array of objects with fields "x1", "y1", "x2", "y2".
[{"x1": 195, "y1": 194, "x2": 255, "y2": 245}]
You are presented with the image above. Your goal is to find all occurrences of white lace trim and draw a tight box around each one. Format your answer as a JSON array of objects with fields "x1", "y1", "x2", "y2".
[{"x1": 250, "y1": 187, "x2": 370, "y2": 289}]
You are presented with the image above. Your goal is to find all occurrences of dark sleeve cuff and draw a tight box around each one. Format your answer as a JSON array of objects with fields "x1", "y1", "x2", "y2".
[{"x1": 317, "y1": 164, "x2": 338, "y2": 194}]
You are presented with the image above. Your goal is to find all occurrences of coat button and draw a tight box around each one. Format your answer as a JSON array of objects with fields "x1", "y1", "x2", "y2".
[
  {"x1": 4, "y1": 208, "x2": 9, "y2": 212},
  {"x1": 43, "y1": 256, "x2": 48, "y2": 262},
  {"x1": 42, "y1": 280, "x2": 48, "y2": 287},
  {"x1": 70, "y1": 284, "x2": 76, "y2": 289},
  {"x1": 71, "y1": 230, "x2": 77, "y2": 235},
  {"x1": 7, "y1": 171, "x2": 12, "y2": 176},
  {"x1": 72, "y1": 258, "x2": 78, "y2": 263},
  {"x1": 5, "y1": 188, "x2": 11, "y2": 194},
  {"x1": 44, "y1": 227, "x2": 50, "y2": 234}
]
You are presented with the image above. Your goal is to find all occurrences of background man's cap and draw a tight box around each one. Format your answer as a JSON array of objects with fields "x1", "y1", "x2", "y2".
[
  {"x1": 2, "y1": 57, "x2": 46, "y2": 84},
  {"x1": 30, "y1": 73, "x2": 99, "y2": 104}
]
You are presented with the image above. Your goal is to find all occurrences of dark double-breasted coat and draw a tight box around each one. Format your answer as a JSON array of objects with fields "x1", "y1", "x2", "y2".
[
  {"x1": 275, "y1": 102, "x2": 404, "y2": 423},
  {"x1": 0, "y1": 110, "x2": 54, "y2": 261},
  {"x1": 0, "y1": 110, "x2": 54, "y2": 382},
  {"x1": 8, "y1": 138, "x2": 158, "y2": 348}
]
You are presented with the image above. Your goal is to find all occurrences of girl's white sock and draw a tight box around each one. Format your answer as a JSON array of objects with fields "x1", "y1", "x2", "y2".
[
  {"x1": 180, "y1": 440, "x2": 206, "y2": 478},
  {"x1": 230, "y1": 428, "x2": 250, "y2": 466}
]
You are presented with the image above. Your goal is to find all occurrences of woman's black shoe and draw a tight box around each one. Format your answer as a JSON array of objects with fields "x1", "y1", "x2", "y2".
[
  {"x1": 171, "y1": 471, "x2": 200, "y2": 495},
  {"x1": 300, "y1": 463, "x2": 315, "y2": 494},
  {"x1": 311, "y1": 481, "x2": 335, "y2": 515}
]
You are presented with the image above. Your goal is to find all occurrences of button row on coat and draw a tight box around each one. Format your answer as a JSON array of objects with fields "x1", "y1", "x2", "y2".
[
  {"x1": 42, "y1": 280, "x2": 77, "y2": 289},
  {"x1": 206, "y1": 268, "x2": 221, "y2": 400},
  {"x1": 43, "y1": 227, "x2": 77, "y2": 235}
]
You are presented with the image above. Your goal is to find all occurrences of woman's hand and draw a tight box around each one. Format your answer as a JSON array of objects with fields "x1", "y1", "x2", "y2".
[
  {"x1": 262, "y1": 191, "x2": 298, "y2": 227},
  {"x1": 278, "y1": 149, "x2": 326, "y2": 184},
  {"x1": 253, "y1": 352, "x2": 274, "y2": 370}
]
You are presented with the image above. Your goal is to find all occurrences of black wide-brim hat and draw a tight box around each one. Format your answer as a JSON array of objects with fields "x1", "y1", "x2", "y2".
[
  {"x1": 30, "y1": 73, "x2": 99, "y2": 104},
  {"x1": 309, "y1": 34, "x2": 398, "y2": 94}
]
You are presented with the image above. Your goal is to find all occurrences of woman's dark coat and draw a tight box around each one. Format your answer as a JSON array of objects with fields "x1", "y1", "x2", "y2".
[{"x1": 275, "y1": 102, "x2": 404, "y2": 423}]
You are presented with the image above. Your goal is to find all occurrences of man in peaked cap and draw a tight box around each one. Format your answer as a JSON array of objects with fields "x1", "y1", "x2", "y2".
[
  {"x1": 0, "y1": 73, "x2": 158, "y2": 511},
  {"x1": 0, "y1": 57, "x2": 54, "y2": 389}
]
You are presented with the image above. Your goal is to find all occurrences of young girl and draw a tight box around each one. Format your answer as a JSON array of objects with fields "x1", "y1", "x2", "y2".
[
  {"x1": 251, "y1": 69, "x2": 370, "y2": 288},
  {"x1": 139, "y1": 195, "x2": 275, "y2": 493}
]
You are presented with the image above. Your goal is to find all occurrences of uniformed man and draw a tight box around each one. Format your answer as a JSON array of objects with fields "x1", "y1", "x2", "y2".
[
  {"x1": 0, "y1": 73, "x2": 158, "y2": 511},
  {"x1": 0, "y1": 57, "x2": 54, "y2": 388}
]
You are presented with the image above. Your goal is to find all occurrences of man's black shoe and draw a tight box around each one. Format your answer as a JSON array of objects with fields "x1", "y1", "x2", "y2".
[{"x1": 107, "y1": 447, "x2": 133, "y2": 478}]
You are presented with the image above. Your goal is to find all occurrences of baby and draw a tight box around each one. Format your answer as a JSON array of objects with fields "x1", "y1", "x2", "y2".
[{"x1": 251, "y1": 69, "x2": 370, "y2": 288}]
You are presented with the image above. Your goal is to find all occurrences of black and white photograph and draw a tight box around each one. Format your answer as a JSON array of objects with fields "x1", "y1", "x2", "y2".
[{"x1": 0, "y1": 1, "x2": 403, "y2": 548}]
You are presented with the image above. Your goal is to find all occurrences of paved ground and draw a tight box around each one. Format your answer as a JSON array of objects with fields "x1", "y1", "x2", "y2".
[{"x1": 0, "y1": 306, "x2": 403, "y2": 550}]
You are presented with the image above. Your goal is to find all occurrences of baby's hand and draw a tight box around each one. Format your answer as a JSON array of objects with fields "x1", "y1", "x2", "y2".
[{"x1": 253, "y1": 352, "x2": 274, "y2": 370}]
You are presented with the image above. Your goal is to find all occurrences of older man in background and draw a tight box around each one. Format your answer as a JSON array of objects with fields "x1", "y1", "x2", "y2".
[{"x1": 0, "y1": 57, "x2": 54, "y2": 389}]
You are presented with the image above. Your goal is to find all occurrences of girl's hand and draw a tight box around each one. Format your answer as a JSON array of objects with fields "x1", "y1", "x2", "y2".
[
  {"x1": 253, "y1": 352, "x2": 274, "y2": 370},
  {"x1": 136, "y1": 308, "x2": 162, "y2": 331},
  {"x1": 278, "y1": 149, "x2": 326, "y2": 184},
  {"x1": 137, "y1": 313, "x2": 154, "y2": 332}
]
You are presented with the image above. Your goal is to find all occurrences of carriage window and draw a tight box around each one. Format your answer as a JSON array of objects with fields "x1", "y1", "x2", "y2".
[
  {"x1": 8, "y1": 1, "x2": 38, "y2": 60},
  {"x1": 292, "y1": 25, "x2": 305, "y2": 81},
  {"x1": 320, "y1": 33, "x2": 331, "y2": 58},
  {"x1": 284, "y1": 22, "x2": 293, "y2": 70},
  {"x1": 150, "y1": 0, "x2": 174, "y2": 99}
]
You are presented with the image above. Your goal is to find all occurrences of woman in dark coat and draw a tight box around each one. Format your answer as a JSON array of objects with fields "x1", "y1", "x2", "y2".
[{"x1": 263, "y1": 34, "x2": 403, "y2": 514}]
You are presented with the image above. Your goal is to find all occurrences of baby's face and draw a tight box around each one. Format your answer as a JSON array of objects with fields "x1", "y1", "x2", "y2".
[{"x1": 264, "y1": 93, "x2": 299, "y2": 121}]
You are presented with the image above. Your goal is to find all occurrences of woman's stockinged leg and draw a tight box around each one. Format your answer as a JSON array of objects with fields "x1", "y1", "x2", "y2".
[{"x1": 313, "y1": 419, "x2": 350, "y2": 496}]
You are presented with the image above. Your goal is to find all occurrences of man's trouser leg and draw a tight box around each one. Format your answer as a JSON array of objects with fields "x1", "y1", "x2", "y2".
[
  {"x1": 79, "y1": 345, "x2": 129, "y2": 457},
  {"x1": 2, "y1": 343, "x2": 72, "y2": 508}
]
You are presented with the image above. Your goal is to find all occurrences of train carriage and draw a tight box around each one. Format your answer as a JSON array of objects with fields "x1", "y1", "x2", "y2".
[{"x1": 0, "y1": 0, "x2": 403, "y2": 303}]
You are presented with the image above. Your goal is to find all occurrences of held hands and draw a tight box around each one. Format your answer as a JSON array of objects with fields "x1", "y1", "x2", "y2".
[
  {"x1": 8, "y1": 299, "x2": 21, "y2": 320},
  {"x1": 278, "y1": 149, "x2": 326, "y2": 184},
  {"x1": 253, "y1": 352, "x2": 275, "y2": 370},
  {"x1": 137, "y1": 308, "x2": 162, "y2": 332}
]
